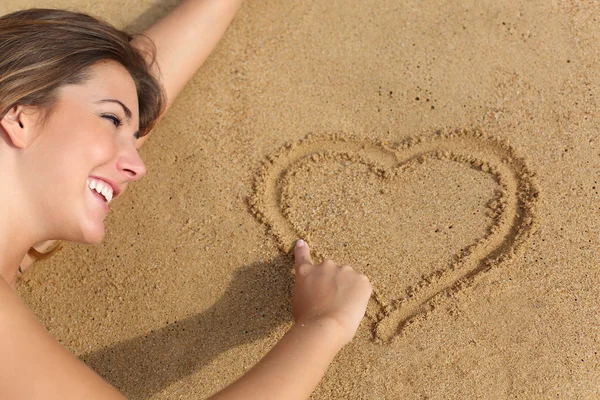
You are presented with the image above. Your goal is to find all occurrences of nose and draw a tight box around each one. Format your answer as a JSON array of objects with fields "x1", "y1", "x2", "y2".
[{"x1": 116, "y1": 144, "x2": 147, "y2": 181}]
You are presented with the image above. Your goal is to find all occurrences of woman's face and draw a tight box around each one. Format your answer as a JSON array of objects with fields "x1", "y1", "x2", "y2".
[{"x1": 21, "y1": 60, "x2": 146, "y2": 245}]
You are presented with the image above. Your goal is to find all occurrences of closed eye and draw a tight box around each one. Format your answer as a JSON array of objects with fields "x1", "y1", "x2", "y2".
[
  {"x1": 102, "y1": 114, "x2": 123, "y2": 128},
  {"x1": 99, "y1": 112, "x2": 139, "y2": 139}
]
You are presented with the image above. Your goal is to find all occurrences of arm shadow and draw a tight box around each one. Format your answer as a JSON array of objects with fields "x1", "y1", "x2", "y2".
[
  {"x1": 79, "y1": 254, "x2": 294, "y2": 400},
  {"x1": 123, "y1": 0, "x2": 180, "y2": 34}
]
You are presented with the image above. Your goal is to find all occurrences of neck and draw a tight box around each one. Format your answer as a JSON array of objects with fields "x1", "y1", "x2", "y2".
[
  {"x1": 0, "y1": 210, "x2": 39, "y2": 286},
  {"x1": 0, "y1": 149, "x2": 48, "y2": 286}
]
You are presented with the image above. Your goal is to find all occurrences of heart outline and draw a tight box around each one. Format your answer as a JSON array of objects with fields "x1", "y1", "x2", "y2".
[{"x1": 249, "y1": 128, "x2": 539, "y2": 343}]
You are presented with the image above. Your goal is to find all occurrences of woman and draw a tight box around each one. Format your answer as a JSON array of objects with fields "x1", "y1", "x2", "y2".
[{"x1": 0, "y1": 2, "x2": 372, "y2": 399}]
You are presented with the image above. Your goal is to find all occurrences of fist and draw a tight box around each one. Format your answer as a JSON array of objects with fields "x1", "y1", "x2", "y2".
[{"x1": 292, "y1": 240, "x2": 372, "y2": 346}]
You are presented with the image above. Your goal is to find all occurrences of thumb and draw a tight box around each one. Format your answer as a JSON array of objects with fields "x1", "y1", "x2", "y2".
[{"x1": 294, "y1": 239, "x2": 313, "y2": 269}]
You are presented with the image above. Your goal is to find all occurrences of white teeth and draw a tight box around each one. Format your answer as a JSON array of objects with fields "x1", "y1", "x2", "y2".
[
  {"x1": 87, "y1": 178, "x2": 114, "y2": 204},
  {"x1": 100, "y1": 186, "x2": 113, "y2": 204}
]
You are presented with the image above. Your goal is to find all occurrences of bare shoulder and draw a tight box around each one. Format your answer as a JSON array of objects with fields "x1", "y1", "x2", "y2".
[{"x1": 0, "y1": 278, "x2": 127, "y2": 400}]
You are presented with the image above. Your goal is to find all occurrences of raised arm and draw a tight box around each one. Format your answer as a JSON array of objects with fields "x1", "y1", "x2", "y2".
[{"x1": 132, "y1": 0, "x2": 244, "y2": 148}]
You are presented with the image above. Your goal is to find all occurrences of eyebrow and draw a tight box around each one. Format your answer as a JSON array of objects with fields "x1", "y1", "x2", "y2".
[{"x1": 95, "y1": 99, "x2": 132, "y2": 120}]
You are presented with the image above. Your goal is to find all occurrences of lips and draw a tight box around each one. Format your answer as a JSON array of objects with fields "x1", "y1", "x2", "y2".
[
  {"x1": 86, "y1": 176, "x2": 122, "y2": 215},
  {"x1": 87, "y1": 176, "x2": 122, "y2": 202},
  {"x1": 89, "y1": 175, "x2": 121, "y2": 199},
  {"x1": 87, "y1": 178, "x2": 113, "y2": 203}
]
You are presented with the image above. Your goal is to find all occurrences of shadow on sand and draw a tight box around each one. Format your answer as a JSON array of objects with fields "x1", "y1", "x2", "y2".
[
  {"x1": 82, "y1": 4, "x2": 292, "y2": 398},
  {"x1": 80, "y1": 254, "x2": 294, "y2": 399}
]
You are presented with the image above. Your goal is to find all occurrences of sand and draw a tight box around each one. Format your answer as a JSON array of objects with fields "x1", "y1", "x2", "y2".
[{"x1": 4, "y1": 0, "x2": 600, "y2": 398}]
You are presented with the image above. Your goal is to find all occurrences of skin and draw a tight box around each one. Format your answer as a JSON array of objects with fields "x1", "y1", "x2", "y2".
[
  {"x1": 0, "y1": 61, "x2": 144, "y2": 285},
  {"x1": 0, "y1": 1, "x2": 374, "y2": 398},
  {"x1": 212, "y1": 241, "x2": 372, "y2": 399},
  {"x1": 18, "y1": 0, "x2": 248, "y2": 274}
]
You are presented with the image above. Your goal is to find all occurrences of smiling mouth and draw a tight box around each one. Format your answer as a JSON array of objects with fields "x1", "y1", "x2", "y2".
[{"x1": 87, "y1": 178, "x2": 113, "y2": 203}]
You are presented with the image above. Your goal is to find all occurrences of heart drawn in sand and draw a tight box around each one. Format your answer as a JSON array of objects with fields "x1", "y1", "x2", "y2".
[{"x1": 249, "y1": 129, "x2": 538, "y2": 344}]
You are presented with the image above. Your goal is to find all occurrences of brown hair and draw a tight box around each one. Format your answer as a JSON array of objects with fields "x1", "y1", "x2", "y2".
[{"x1": 0, "y1": 8, "x2": 165, "y2": 262}]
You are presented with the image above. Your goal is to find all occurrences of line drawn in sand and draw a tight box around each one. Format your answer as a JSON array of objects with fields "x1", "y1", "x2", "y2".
[{"x1": 249, "y1": 128, "x2": 539, "y2": 344}]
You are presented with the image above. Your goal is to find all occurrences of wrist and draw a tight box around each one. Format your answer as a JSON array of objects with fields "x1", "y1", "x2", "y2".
[{"x1": 291, "y1": 316, "x2": 349, "y2": 352}]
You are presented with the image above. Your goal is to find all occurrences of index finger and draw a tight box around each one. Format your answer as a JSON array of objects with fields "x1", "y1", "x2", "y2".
[{"x1": 293, "y1": 239, "x2": 313, "y2": 269}]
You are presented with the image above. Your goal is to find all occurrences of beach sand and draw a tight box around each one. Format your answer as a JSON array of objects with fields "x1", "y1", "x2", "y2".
[{"x1": 4, "y1": 0, "x2": 600, "y2": 398}]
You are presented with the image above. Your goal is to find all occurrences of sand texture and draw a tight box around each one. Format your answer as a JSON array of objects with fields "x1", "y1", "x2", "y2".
[{"x1": 4, "y1": 0, "x2": 600, "y2": 398}]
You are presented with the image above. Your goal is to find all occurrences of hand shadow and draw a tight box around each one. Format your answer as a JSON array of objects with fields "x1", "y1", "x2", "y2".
[{"x1": 80, "y1": 254, "x2": 294, "y2": 400}]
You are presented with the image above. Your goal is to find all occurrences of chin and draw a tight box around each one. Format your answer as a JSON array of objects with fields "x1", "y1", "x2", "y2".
[
  {"x1": 75, "y1": 221, "x2": 106, "y2": 245},
  {"x1": 83, "y1": 230, "x2": 105, "y2": 245},
  {"x1": 83, "y1": 234, "x2": 105, "y2": 246}
]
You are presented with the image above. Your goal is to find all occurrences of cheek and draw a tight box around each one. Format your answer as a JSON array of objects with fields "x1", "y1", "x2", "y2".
[
  {"x1": 81, "y1": 128, "x2": 119, "y2": 166},
  {"x1": 88, "y1": 136, "x2": 118, "y2": 164},
  {"x1": 39, "y1": 115, "x2": 119, "y2": 173}
]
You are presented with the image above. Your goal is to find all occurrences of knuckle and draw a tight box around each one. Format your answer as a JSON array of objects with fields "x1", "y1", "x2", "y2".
[
  {"x1": 359, "y1": 274, "x2": 372, "y2": 288},
  {"x1": 322, "y1": 258, "x2": 336, "y2": 267}
]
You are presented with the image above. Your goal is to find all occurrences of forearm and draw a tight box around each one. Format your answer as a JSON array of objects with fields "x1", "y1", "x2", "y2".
[
  {"x1": 0, "y1": 279, "x2": 126, "y2": 399},
  {"x1": 132, "y1": 0, "x2": 244, "y2": 110},
  {"x1": 210, "y1": 319, "x2": 344, "y2": 400}
]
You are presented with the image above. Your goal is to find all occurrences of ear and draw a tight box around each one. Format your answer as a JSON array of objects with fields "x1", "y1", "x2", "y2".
[{"x1": 0, "y1": 105, "x2": 41, "y2": 149}]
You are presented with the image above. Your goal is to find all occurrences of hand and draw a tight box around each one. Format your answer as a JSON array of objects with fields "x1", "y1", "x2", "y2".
[{"x1": 292, "y1": 240, "x2": 372, "y2": 347}]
